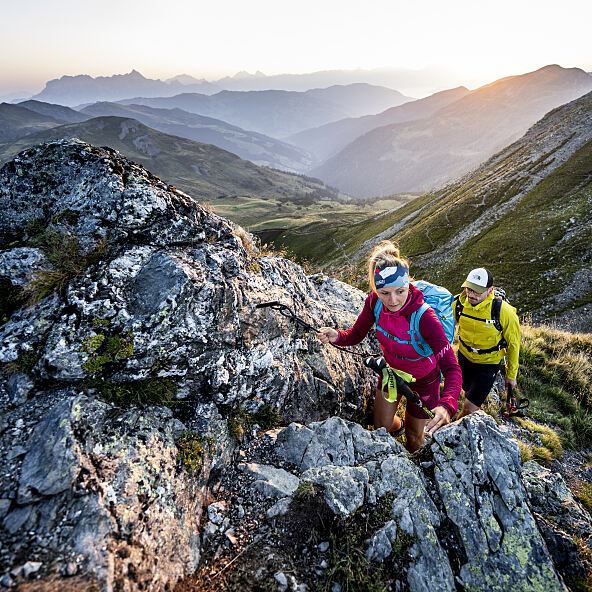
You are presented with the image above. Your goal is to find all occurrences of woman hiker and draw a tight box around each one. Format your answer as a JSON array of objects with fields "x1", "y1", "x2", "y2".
[{"x1": 318, "y1": 241, "x2": 461, "y2": 452}]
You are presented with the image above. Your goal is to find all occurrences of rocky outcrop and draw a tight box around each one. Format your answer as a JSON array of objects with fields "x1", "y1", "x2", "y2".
[
  {"x1": 0, "y1": 140, "x2": 372, "y2": 590},
  {"x1": 190, "y1": 413, "x2": 578, "y2": 592},
  {"x1": 0, "y1": 140, "x2": 587, "y2": 591}
]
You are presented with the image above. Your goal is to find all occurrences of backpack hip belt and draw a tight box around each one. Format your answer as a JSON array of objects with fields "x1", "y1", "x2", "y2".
[{"x1": 458, "y1": 335, "x2": 508, "y2": 355}]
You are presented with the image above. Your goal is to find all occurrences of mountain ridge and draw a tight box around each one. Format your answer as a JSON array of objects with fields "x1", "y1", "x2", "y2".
[
  {"x1": 79, "y1": 101, "x2": 314, "y2": 172},
  {"x1": 311, "y1": 88, "x2": 592, "y2": 327},
  {"x1": 0, "y1": 116, "x2": 341, "y2": 204},
  {"x1": 115, "y1": 84, "x2": 412, "y2": 138},
  {"x1": 286, "y1": 86, "x2": 470, "y2": 162},
  {"x1": 311, "y1": 65, "x2": 592, "y2": 197}
]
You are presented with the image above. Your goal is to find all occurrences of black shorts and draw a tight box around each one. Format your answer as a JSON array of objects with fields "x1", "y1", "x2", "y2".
[{"x1": 458, "y1": 351, "x2": 501, "y2": 407}]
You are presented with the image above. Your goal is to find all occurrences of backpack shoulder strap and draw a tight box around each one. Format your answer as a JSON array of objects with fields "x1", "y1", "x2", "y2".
[
  {"x1": 409, "y1": 302, "x2": 432, "y2": 356},
  {"x1": 453, "y1": 294, "x2": 463, "y2": 320},
  {"x1": 491, "y1": 298, "x2": 503, "y2": 333},
  {"x1": 373, "y1": 297, "x2": 382, "y2": 325}
]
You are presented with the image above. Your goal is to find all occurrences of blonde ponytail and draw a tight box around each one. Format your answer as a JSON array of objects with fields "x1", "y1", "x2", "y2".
[{"x1": 368, "y1": 241, "x2": 409, "y2": 292}]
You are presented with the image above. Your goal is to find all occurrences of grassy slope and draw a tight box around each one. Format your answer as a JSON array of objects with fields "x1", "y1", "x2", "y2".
[
  {"x1": 518, "y1": 324, "x2": 592, "y2": 450},
  {"x1": 426, "y1": 140, "x2": 592, "y2": 312},
  {"x1": 307, "y1": 133, "x2": 591, "y2": 317},
  {"x1": 254, "y1": 194, "x2": 421, "y2": 257}
]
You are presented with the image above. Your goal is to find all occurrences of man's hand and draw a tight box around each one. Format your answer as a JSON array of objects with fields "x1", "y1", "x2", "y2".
[
  {"x1": 425, "y1": 406, "x2": 451, "y2": 437},
  {"x1": 317, "y1": 327, "x2": 339, "y2": 344},
  {"x1": 505, "y1": 377, "x2": 517, "y2": 389}
]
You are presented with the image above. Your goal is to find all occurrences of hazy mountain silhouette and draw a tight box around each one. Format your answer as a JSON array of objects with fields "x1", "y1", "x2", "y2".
[
  {"x1": 31, "y1": 70, "x2": 221, "y2": 107},
  {"x1": 26, "y1": 66, "x2": 460, "y2": 106},
  {"x1": 311, "y1": 65, "x2": 592, "y2": 197},
  {"x1": 213, "y1": 65, "x2": 461, "y2": 95},
  {"x1": 0, "y1": 103, "x2": 68, "y2": 142},
  {"x1": 287, "y1": 86, "x2": 469, "y2": 162},
  {"x1": 80, "y1": 102, "x2": 314, "y2": 172},
  {"x1": 18, "y1": 100, "x2": 91, "y2": 124},
  {"x1": 275, "y1": 89, "x2": 592, "y2": 323},
  {"x1": 116, "y1": 85, "x2": 412, "y2": 138}
]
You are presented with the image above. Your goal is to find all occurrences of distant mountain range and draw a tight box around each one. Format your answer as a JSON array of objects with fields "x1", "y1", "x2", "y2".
[
  {"x1": 286, "y1": 86, "x2": 470, "y2": 162},
  {"x1": 310, "y1": 65, "x2": 592, "y2": 197},
  {"x1": 27, "y1": 66, "x2": 461, "y2": 107},
  {"x1": 31, "y1": 70, "x2": 220, "y2": 106},
  {"x1": 0, "y1": 116, "x2": 340, "y2": 203},
  {"x1": 115, "y1": 84, "x2": 412, "y2": 138},
  {"x1": 8, "y1": 64, "x2": 592, "y2": 208},
  {"x1": 79, "y1": 102, "x2": 314, "y2": 172}
]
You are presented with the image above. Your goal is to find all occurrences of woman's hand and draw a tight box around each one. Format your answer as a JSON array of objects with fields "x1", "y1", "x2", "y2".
[
  {"x1": 425, "y1": 406, "x2": 451, "y2": 437},
  {"x1": 317, "y1": 327, "x2": 339, "y2": 344}
]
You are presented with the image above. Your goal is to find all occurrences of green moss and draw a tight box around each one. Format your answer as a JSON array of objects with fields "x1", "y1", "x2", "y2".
[
  {"x1": 176, "y1": 431, "x2": 209, "y2": 475},
  {"x1": 82, "y1": 333, "x2": 106, "y2": 354},
  {"x1": 106, "y1": 333, "x2": 134, "y2": 358},
  {"x1": 82, "y1": 355, "x2": 112, "y2": 374},
  {"x1": 81, "y1": 327, "x2": 134, "y2": 376},
  {"x1": 294, "y1": 481, "x2": 317, "y2": 501}
]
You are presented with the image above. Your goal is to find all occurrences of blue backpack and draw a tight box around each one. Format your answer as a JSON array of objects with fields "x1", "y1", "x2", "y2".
[{"x1": 373, "y1": 280, "x2": 455, "y2": 360}]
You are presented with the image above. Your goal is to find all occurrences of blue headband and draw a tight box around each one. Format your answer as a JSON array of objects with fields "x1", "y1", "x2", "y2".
[{"x1": 374, "y1": 266, "x2": 409, "y2": 289}]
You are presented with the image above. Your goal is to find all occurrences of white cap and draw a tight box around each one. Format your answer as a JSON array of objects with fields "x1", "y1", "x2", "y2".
[{"x1": 462, "y1": 268, "x2": 492, "y2": 293}]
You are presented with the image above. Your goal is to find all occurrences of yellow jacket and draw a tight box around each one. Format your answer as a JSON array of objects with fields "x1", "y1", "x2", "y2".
[{"x1": 453, "y1": 291, "x2": 520, "y2": 380}]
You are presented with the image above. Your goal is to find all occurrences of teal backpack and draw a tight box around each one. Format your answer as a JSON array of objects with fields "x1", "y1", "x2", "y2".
[{"x1": 373, "y1": 280, "x2": 455, "y2": 360}]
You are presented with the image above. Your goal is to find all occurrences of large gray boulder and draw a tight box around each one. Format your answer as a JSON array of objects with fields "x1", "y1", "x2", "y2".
[{"x1": 0, "y1": 140, "x2": 370, "y2": 423}]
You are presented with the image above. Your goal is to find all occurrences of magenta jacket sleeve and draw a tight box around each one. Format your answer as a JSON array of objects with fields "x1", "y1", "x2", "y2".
[
  {"x1": 418, "y1": 308, "x2": 461, "y2": 417},
  {"x1": 334, "y1": 292, "x2": 376, "y2": 346}
]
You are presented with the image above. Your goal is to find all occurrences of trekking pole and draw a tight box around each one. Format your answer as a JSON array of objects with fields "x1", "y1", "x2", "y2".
[
  {"x1": 364, "y1": 356, "x2": 435, "y2": 419},
  {"x1": 504, "y1": 383, "x2": 514, "y2": 418},
  {"x1": 502, "y1": 382, "x2": 529, "y2": 418},
  {"x1": 255, "y1": 301, "x2": 373, "y2": 358}
]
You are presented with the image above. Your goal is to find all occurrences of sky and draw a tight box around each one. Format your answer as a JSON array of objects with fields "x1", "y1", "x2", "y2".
[{"x1": 1, "y1": 0, "x2": 591, "y2": 98}]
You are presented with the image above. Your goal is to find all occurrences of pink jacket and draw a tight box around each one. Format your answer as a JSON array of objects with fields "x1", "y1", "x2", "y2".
[{"x1": 335, "y1": 286, "x2": 461, "y2": 417}]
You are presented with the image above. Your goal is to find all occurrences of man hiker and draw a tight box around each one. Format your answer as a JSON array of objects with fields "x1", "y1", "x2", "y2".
[{"x1": 454, "y1": 268, "x2": 520, "y2": 419}]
